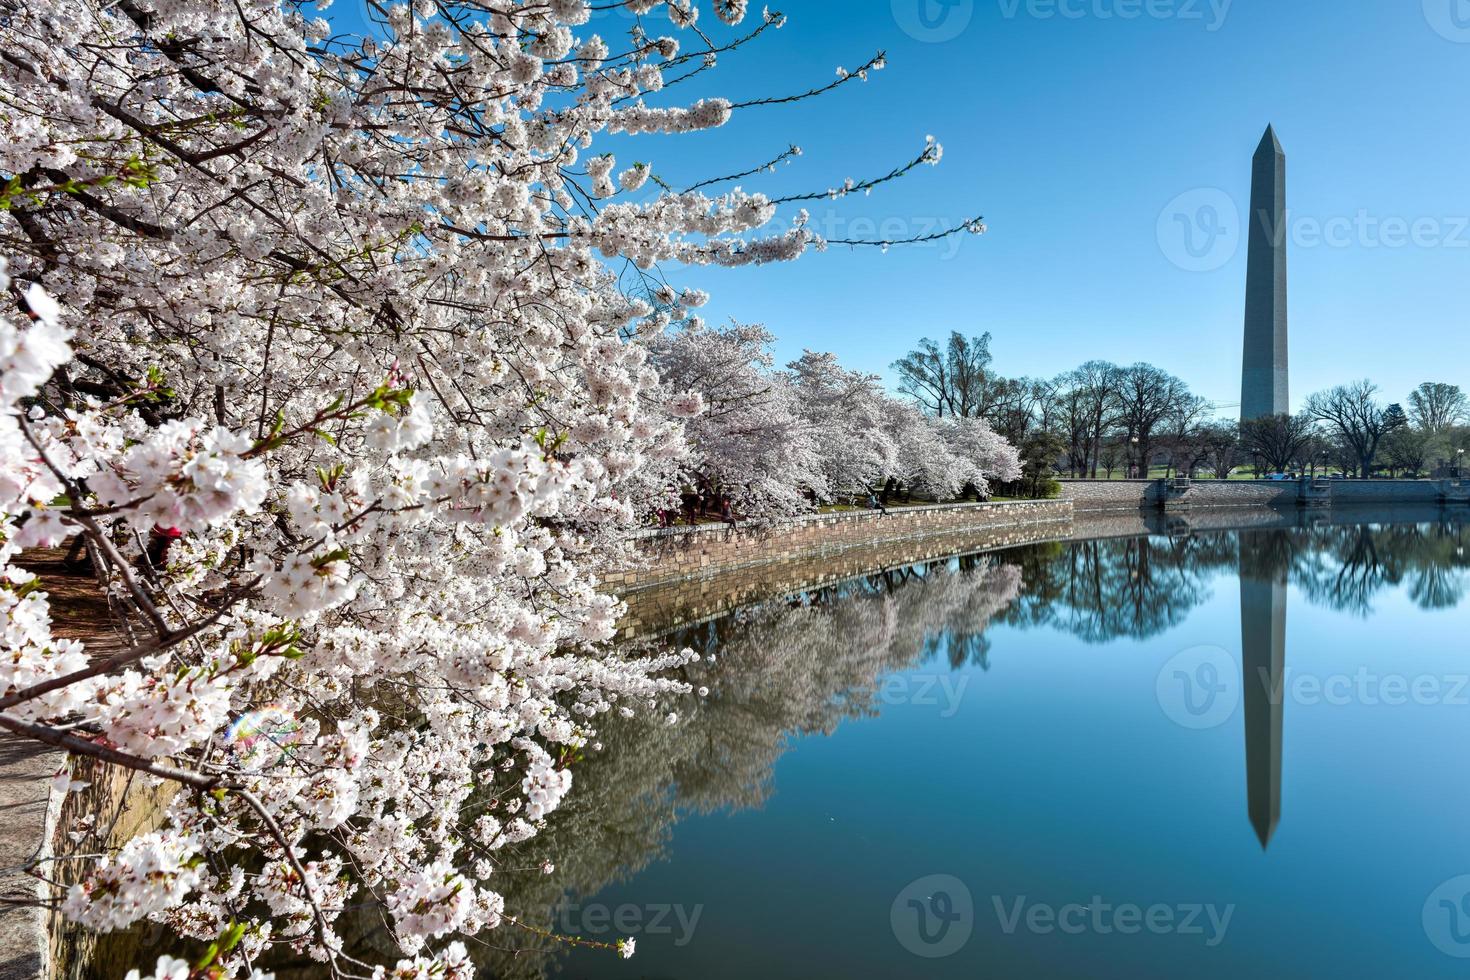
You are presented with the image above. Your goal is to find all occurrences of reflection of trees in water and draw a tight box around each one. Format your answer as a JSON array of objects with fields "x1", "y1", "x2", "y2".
[
  {"x1": 998, "y1": 521, "x2": 1469, "y2": 645},
  {"x1": 1000, "y1": 534, "x2": 1236, "y2": 642},
  {"x1": 1289, "y1": 521, "x2": 1470, "y2": 617},
  {"x1": 305, "y1": 557, "x2": 1022, "y2": 980}
]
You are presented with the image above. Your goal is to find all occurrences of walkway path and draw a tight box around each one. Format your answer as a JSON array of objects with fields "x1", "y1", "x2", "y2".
[{"x1": 0, "y1": 548, "x2": 122, "y2": 980}]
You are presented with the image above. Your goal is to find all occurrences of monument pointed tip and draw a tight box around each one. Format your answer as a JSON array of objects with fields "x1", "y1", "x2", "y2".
[
  {"x1": 1257, "y1": 124, "x2": 1283, "y2": 156},
  {"x1": 1252, "y1": 813, "x2": 1278, "y2": 849}
]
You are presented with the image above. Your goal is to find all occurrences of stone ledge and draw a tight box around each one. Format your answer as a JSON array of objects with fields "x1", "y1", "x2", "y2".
[
  {"x1": 613, "y1": 500, "x2": 1074, "y2": 591},
  {"x1": 625, "y1": 498, "x2": 1063, "y2": 541}
]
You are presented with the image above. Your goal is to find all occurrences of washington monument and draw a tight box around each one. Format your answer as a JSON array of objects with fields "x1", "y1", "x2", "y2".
[{"x1": 1241, "y1": 125, "x2": 1289, "y2": 421}]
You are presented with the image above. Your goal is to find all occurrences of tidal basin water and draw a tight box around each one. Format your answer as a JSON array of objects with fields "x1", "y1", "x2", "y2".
[{"x1": 521, "y1": 515, "x2": 1469, "y2": 979}]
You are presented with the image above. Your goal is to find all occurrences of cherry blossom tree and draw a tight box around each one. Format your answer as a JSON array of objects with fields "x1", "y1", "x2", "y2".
[
  {"x1": 0, "y1": 1, "x2": 985, "y2": 976},
  {"x1": 644, "y1": 319, "x2": 822, "y2": 518},
  {"x1": 643, "y1": 328, "x2": 1023, "y2": 519},
  {"x1": 940, "y1": 415, "x2": 1023, "y2": 491},
  {"x1": 785, "y1": 350, "x2": 898, "y2": 498},
  {"x1": 784, "y1": 351, "x2": 1020, "y2": 505}
]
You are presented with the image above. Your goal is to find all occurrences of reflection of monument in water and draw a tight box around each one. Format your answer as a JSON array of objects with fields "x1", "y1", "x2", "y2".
[{"x1": 1239, "y1": 529, "x2": 1291, "y2": 849}]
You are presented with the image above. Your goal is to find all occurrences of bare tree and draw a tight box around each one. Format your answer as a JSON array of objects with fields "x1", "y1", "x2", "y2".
[
  {"x1": 892, "y1": 331, "x2": 1002, "y2": 420},
  {"x1": 1408, "y1": 382, "x2": 1469, "y2": 433},
  {"x1": 1198, "y1": 423, "x2": 1243, "y2": 479},
  {"x1": 1240, "y1": 413, "x2": 1318, "y2": 474},
  {"x1": 891, "y1": 337, "x2": 953, "y2": 417},
  {"x1": 1028, "y1": 377, "x2": 1064, "y2": 439},
  {"x1": 1100, "y1": 438, "x2": 1126, "y2": 479},
  {"x1": 1293, "y1": 430, "x2": 1334, "y2": 477},
  {"x1": 988, "y1": 376, "x2": 1045, "y2": 446},
  {"x1": 949, "y1": 333, "x2": 1006, "y2": 419},
  {"x1": 1073, "y1": 360, "x2": 1122, "y2": 477},
  {"x1": 1304, "y1": 381, "x2": 1400, "y2": 477},
  {"x1": 1380, "y1": 426, "x2": 1436, "y2": 477},
  {"x1": 1053, "y1": 374, "x2": 1094, "y2": 476},
  {"x1": 1112, "y1": 363, "x2": 1189, "y2": 478},
  {"x1": 1160, "y1": 394, "x2": 1213, "y2": 477}
]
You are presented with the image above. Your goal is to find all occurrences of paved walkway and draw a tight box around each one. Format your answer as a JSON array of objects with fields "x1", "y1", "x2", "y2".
[
  {"x1": 0, "y1": 548, "x2": 123, "y2": 980},
  {"x1": 0, "y1": 736, "x2": 59, "y2": 980}
]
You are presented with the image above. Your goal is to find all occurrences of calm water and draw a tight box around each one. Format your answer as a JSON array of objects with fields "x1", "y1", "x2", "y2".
[{"x1": 494, "y1": 514, "x2": 1470, "y2": 979}]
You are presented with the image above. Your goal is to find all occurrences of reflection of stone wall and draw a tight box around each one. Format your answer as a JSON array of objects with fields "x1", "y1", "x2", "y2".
[
  {"x1": 1332, "y1": 480, "x2": 1458, "y2": 503},
  {"x1": 1183, "y1": 481, "x2": 1300, "y2": 507},
  {"x1": 1059, "y1": 479, "x2": 1464, "y2": 512},
  {"x1": 612, "y1": 501, "x2": 1069, "y2": 639},
  {"x1": 618, "y1": 516, "x2": 1069, "y2": 641},
  {"x1": 607, "y1": 500, "x2": 1073, "y2": 594}
]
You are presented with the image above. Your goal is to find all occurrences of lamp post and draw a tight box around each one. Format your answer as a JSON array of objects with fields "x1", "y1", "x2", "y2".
[
  {"x1": 1458, "y1": 448, "x2": 1465, "y2": 480},
  {"x1": 1130, "y1": 436, "x2": 1140, "y2": 479}
]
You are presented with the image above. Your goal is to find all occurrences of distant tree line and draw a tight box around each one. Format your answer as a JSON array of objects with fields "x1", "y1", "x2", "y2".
[{"x1": 893, "y1": 332, "x2": 1470, "y2": 486}]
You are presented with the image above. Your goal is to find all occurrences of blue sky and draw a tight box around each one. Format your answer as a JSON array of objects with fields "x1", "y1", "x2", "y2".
[{"x1": 587, "y1": 0, "x2": 1470, "y2": 414}]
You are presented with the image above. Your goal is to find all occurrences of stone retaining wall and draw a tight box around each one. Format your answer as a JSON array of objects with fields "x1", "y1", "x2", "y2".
[
  {"x1": 606, "y1": 500, "x2": 1073, "y2": 594},
  {"x1": 1055, "y1": 480, "x2": 1161, "y2": 511}
]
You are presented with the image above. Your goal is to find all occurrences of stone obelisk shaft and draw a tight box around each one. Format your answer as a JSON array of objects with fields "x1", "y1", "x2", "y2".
[{"x1": 1241, "y1": 126, "x2": 1289, "y2": 421}]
